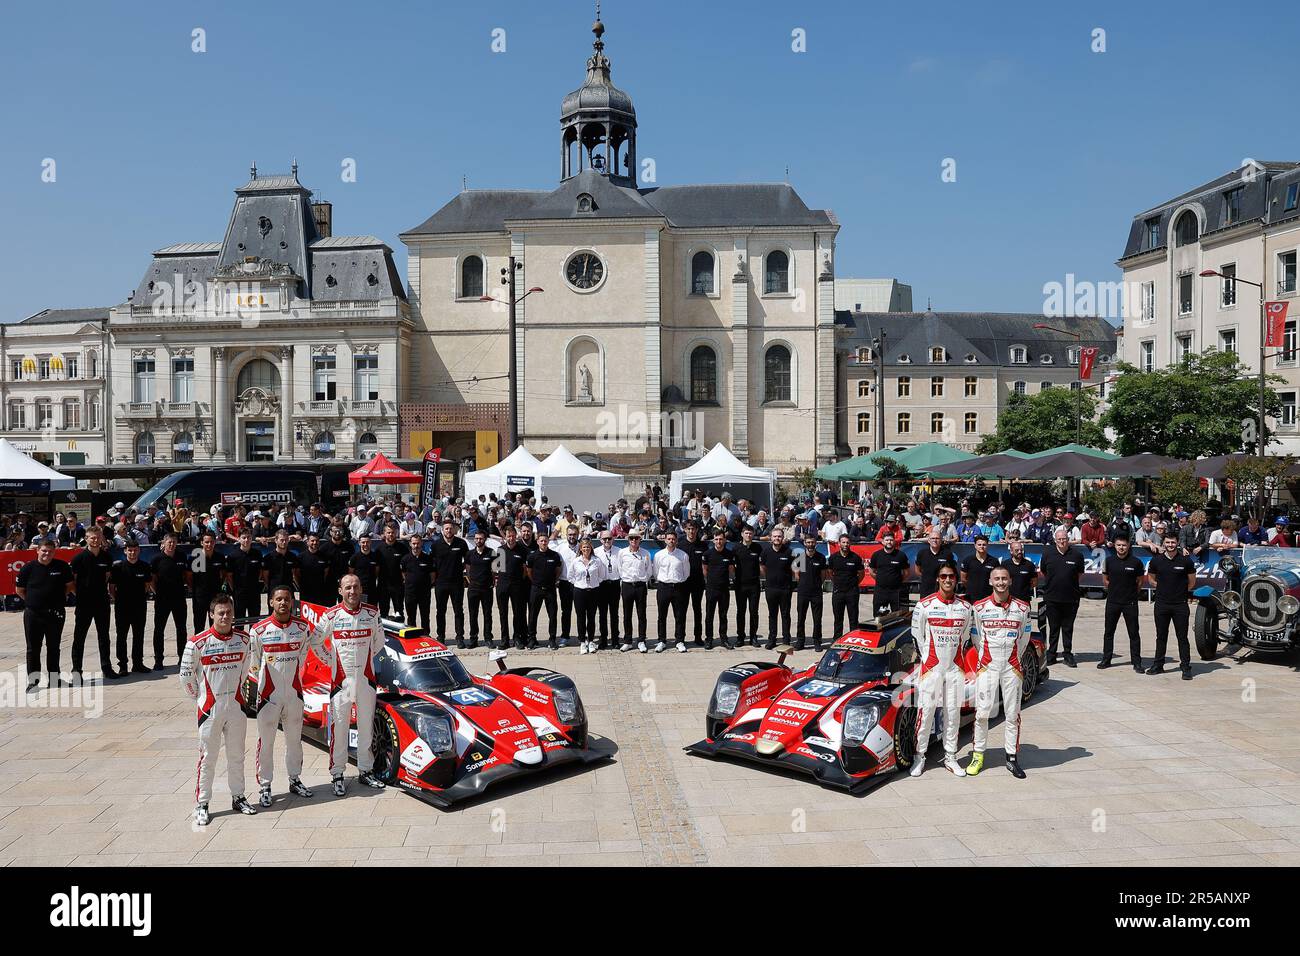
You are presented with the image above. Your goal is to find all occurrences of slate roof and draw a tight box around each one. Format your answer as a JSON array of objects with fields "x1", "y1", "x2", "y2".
[
  {"x1": 18, "y1": 307, "x2": 111, "y2": 326},
  {"x1": 841, "y1": 311, "x2": 1119, "y2": 367}
]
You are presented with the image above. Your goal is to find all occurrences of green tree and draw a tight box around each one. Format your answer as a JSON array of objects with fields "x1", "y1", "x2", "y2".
[
  {"x1": 1150, "y1": 465, "x2": 1206, "y2": 510},
  {"x1": 1082, "y1": 478, "x2": 1136, "y2": 519},
  {"x1": 976, "y1": 387, "x2": 1105, "y2": 455},
  {"x1": 871, "y1": 455, "x2": 914, "y2": 488},
  {"x1": 1102, "y1": 349, "x2": 1283, "y2": 458},
  {"x1": 1224, "y1": 455, "x2": 1297, "y2": 516}
]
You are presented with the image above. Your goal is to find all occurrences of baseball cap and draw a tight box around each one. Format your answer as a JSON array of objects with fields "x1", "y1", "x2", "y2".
[
  {"x1": 1276, "y1": 516, "x2": 1289, "y2": 526},
  {"x1": 1176, "y1": 510, "x2": 1189, "y2": 518},
  {"x1": 1030, "y1": 509, "x2": 1041, "y2": 517}
]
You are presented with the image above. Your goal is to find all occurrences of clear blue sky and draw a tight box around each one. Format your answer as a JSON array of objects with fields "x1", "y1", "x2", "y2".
[{"x1": 1, "y1": 0, "x2": 1295, "y2": 323}]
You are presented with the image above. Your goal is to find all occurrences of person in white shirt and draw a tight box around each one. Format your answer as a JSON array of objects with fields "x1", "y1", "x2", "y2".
[
  {"x1": 618, "y1": 530, "x2": 652, "y2": 651},
  {"x1": 1208, "y1": 519, "x2": 1238, "y2": 553},
  {"x1": 568, "y1": 537, "x2": 606, "y2": 654},
  {"x1": 820, "y1": 512, "x2": 848, "y2": 543},
  {"x1": 652, "y1": 530, "x2": 691, "y2": 653},
  {"x1": 595, "y1": 532, "x2": 621, "y2": 650}
]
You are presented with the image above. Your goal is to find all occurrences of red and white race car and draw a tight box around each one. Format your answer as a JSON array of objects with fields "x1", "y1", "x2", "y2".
[
  {"x1": 246, "y1": 604, "x2": 609, "y2": 807},
  {"x1": 685, "y1": 610, "x2": 1047, "y2": 792}
]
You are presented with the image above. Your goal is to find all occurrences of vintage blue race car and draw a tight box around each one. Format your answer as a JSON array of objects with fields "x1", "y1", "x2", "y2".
[{"x1": 1194, "y1": 546, "x2": 1300, "y2": 659}]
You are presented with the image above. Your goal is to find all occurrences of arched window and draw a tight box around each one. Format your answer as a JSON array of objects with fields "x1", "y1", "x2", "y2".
[
  {"x1": 460, "y1": 255, "x2": 484, "y2": 298},
  {"x1": 237, "y1": 358, "x2": 280, "y2": 394},
  {"x1": 856, "y1": 446, "x2": 869, "y2": 456},
  {"x1": 763, "y1": 344, "x2": 791, "y2": 403},
  {"x1": 690, "y1": 345, "x2": 717, "y2": 404},
  {"x1": 313, "y1": 430, "x2": 336, "y2": 460},
  {"x1": 566, "y1": 336, "x2": 602, "y2": 404},
  {"x1": 135, "y1": 431, "x2": 155, "y2": 464},
  {"x1": 173, "y1": 431, "x2": 194, "y2": 464},
  {"x1": 1013, "y1": 381, "x2": 1027, "y2": 396},
  {"x1": 691, "y1": 251, "x2": 715, "y2": 295},
  {"x1": 930, "y1": 346, "x2": 946, "y2": 363},
  {"x1": 857, "y1": 380, "x2": 870, "y2": 397},
  {"x1": 1010, "y1": 346, "x2": 1028, "y2": 364},
  {"x1": 764, "y1": 250, "x2": 789, "y2": 294},
  {"x1": 1174, "y1": 210, "x2": 1199, "y2": 247},
  {"x1": 358, "y1": 432, "x2": 378, "y2": 459},
  {"x1": 856, "y1": 347, "x2": 871, "y2": 363},
  {"x1": 1040, "y1": 381, "x2": 1053, "y2": 390},
  {"x1": 856, "y1": 412, "x2": 871, "y2": 434}
]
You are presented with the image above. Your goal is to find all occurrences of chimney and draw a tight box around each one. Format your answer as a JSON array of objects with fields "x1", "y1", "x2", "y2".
[{"x1": 312, "y1": 201, "x2": 333, "y2": 239}]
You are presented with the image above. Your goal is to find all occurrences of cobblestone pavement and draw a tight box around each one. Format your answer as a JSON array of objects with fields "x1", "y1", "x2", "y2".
[{"x1": 2, "y1": 596, "x2": 1299, "y2": 867}]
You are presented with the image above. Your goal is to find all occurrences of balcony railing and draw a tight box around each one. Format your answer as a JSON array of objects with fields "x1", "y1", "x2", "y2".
[
  {"x1": 349, "y1": 399, "x2": 388, "y2": 417},
  {"x1": 121, "y1": 401, "x2": 159, "y2": 419},
  {"x1": 300, "y1": 400, "x2": 342, "y2": 418},
  {"x1": 161, "y1": 401, "x2": 197, "y2": 418}
]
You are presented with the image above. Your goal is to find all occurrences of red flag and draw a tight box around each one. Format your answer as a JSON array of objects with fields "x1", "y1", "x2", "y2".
[
  {"x1": 1266, "y1": 301, "x2": 1290, "y2": 348},
  {"x1": 1079, "y1": 346, "x2": 1098, "y2": 381}
]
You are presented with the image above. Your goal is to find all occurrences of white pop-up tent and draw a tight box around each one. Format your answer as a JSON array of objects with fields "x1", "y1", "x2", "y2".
[
  {"x1": 462, "y1": 445, "x2": 544, "y2": 503},
  {"x1": 0, "y1": 438, "x2": 75, "y2": 492},
  {"x1": 669, "y1": 443, "x2": 776, "y2": 512},
  {"x1": 533, "y1": 445, "x2": 624, "y2": 516}
]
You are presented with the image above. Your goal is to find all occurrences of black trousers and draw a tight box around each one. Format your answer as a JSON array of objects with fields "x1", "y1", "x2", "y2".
[
  {"x1": 735, "y1": 586, "x2": 761, "y2": 639},
  {"x1": 435, "y1": 584, "x2": 464, "y2": 641},
  {"x1": 1154, "y1": 602, "x2": 1191, "y2": 670},
  {"x1": 24, "y1": 607, "x2": 65, "y2": 676},
  {"x1": 621, "y1": 581, "x2": 647, "y2": 641},
  {"x1": 1044, "y1": 600, "x2": 1079, "y2": 655},
  {"x1": 192, "y1": 593, "x2": 217, "y2": 633},
  {"x1": 705, "y1": 586, "x2": 730, "y2": 640},
  {"x1": 404, "y1": 588, "x2": 432, "y2": 632},
  {"x1": 766, "y1": 587, "x2": 793, "y2": 643},
  {"x1": 497, "y1": 585, "x2": 528, "y2": 648},
  {"x1": 1102, "y1": 601, "x2": 1141, "y2": 662},
  {"x1": 871, "y1": 588, "x2": 901, "y2": 618},
  {"x1": 687, "y1": 580, "x2": 705, "y2": 641},
  {"x1": 234, "y1": 589, "x2": 261, "y2": 621},
  {"x1": 656, "y1": 582, "x2": 688, "y2": 644},
  {"x1": 467, "y1": 588, "x2": 492, "y2": 643},
  {"x1": 574, "y1": 587, "x2": 599, "y2": 642},
  {"x1": 557, "y1": 580, "x2": 574, "y2": 637},
  {"x1": 152, "y1": 592, "x2": 187, "y2": 664},
  {"x1": 598, "y1": 580, "x2": 620, "y2": 644},
  {"x1": 379, "y1": 584, "x2": 404, "y2": 620},
  {"x1": 72, "y1": 600, "x2": 111, "y2": 672},
  {"x1": 115, "y1": 601, "x2": 147, "y2": 667},
  {"x1": 529, "y1": 587, "x2": 558, "y2": 643},
  {"x1": 796, "y1": 591, "x2": 823, "y2": 646},
  {"x1": 833, "y1": 588, "x2": 861, "y2": 638}
]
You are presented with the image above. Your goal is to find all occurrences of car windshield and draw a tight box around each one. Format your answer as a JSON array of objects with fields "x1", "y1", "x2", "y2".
[
  {"x1": 812, "y1": 647, "x2": 890, "y2": 685},
  {"x1": 388, "y1": 650, "x2": 473, "y2": 694}
]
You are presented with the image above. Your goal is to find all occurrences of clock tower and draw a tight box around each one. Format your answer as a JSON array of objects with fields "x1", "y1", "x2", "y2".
[{"x1": 559, "y1": 12, "x2": 637, "y2": 186}]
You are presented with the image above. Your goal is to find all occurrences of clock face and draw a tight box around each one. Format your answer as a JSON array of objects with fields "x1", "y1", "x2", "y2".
[{"x1": 565, "y1": 252, "x2": 604, "y2": 290}]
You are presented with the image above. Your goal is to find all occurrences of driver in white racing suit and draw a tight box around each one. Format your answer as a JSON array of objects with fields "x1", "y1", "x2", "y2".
[
  {"x1": 249, "y1": 585, "x2": 326, "y2": 805},
  {"x1": 967, "y1": 567, "x2": 1030, "y2": 778},
  {"x1": 315, "y1": 573, "x2": 388, "y2": 795},
  {"x1": 180, "y1": 593, "x2": 256, "y2": 825},
  {"x1": 909, "y1": 566, "x2": 972, "y2": 777}
]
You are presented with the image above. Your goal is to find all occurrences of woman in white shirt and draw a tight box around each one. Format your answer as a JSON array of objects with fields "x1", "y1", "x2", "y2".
[{"x1": 569, "y1": 537, "x2": 606, "y2": 654}]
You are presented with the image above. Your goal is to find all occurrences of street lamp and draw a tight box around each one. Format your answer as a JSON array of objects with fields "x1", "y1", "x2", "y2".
[
  {"x1": 479, "y1": 259, "x2": 543, "y2": 452},
  {"x1": 1032, "y1": 323, "x2": 1083, "y2": 443}
]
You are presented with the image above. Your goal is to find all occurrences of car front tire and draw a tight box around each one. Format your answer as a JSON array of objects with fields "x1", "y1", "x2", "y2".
[
  {"x1": 371, "y1": 711, "x2": 401, "y2": 784},
  {"x1": 1194, "y1": 602, "x2": 1220, "y2": 661},
  {"x1": 1020, "y1": 650, "x2": 1039, "y2": 704},
  {"x1": 892, "y1": 706, "x2": 917, "y2": 770}
]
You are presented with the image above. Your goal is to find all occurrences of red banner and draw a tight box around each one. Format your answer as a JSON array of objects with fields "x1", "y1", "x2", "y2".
[
  {"x1": 1, "y1": 549, "x2": 81, "y2": 595},
  {"x1": 1266, "y1": 301, "x2": 1290, "y2": 348},
  {"x1": 1079, "y1": 346, "x2": 1098, "y2": 381},
  {"x1": 418, "y1": 447, "x2": 442, "y2": 513}
]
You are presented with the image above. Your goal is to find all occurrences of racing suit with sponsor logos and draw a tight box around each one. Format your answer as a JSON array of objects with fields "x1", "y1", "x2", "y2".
[
  {"x1": 910, "y1": 592, "x2": 972, "y2": 759},
  {"x1": 971, "y1": 595, "x2": 1031, "y2": 756},
  {"x1": 180, "y1": 626, "x2": 252, "y2": 805},
  {"x1": 248, "y1": 615, "x2": 326, "y2": 787},
  {"x1": 315, "y1": 602, "x2": 386, "y2": 778}
]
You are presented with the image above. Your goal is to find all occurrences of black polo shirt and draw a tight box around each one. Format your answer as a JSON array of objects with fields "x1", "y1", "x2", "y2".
[
  {"x1": 348, "y1": 549, "x2": 379, "y2": 597},
  {"x1": 526, "y1": 549, "x2": 565, "y2": 590},
  {"x1": 1039, "y1": 545, "x2": 1085, "y2": 603},
  {"x1": 1148, "y1": 553, "x2": 1195, "y2": 607},
  {"x1": 375, "y1": 541, "x2": 406, "y2": 590},
  {"x1": 829, "y1": 549, "x2": 866, "y2": 592},
  {"x1": 683, "y1": 538, "x2": 710, "y2": 584},
  {"x1": 190, "y1": 549, "x2": 227, "y2": 602},
  {"x1": 401, "y1": 550, "x2": 435, "y2": 593},
  {"x1": 496, "y1": 543, "x2": 530, "y2": 591},
  {"x1": 1104, "y1": 552, "x2": 1145, "y2": 605},
  {"x1": 961, "y1": 552, "x2": 1000, "y2": 603},
  {"x1": 298, "y1": 550, "x2": 332, "y2": 600},
  {"x1": 110, "y1": 558, "x2": 152, "y2": 604},
  {"x1": 915, "y1": 547, "x2": 958, "y2": 598},
  {"x1": 703, "y1": 545, "x2": 736, "y2": 589},
  {"x1": 150, "y1": 551, "x2": 188, "y2": 597},
  {"x1": 226, "y1": 547, "x2": 265, "y2": 594},
  {"x1": 262, "y1": 549, "x2": 299, "y2": 593},
  {"x1": 18, "y1": 558, "x2": 72, "y2": 610},
  {"x1": 465, "y1": 547, "x2": 495, "y2": 590},
  {"x1": 1000, "y1": 557, "x2": 1038, "y2": 602},
  {"x1": 760, "y1": 544, "x2": 795, "y2": 591},
  {"x1": 868, "y1": 547, "x2": 908, "y2": 591},
  {"x1": 797, "y1": 547, "x2": 828, "y2": 596},
  {"x1": 733, "y1": 542, "x2": 763, "y2": 588},
  {"x1": 70, "y1": 549, "x2": 113, "y2": 604},
  {"x1": 430, "y1": 536, "x2": 469, "y2": 585}
]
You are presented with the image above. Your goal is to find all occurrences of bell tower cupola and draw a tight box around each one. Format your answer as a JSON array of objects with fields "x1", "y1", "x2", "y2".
[{"x1": 560, "y1": 6, "x2": 637, "y2": 185}]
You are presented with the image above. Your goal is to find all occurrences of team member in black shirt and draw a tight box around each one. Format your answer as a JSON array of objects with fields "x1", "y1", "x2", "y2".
[
  {"x1": 227, "y1": 529, "x2": 266, "y2": 619},
  {"x1": 496, "y1": 526, "x2": 531, "y2": 650},
  {"x1": 17, "y1": 540, "x2": 74, "y2": 691},
  {"x1": 347, "y1": 534, "x2": 379, "y2": 604},
  {"x1": 1101, "y1": 534, "x2": 1144, "y2": 671},
  {"x1": 464, "y1": 531, "x2": 495, "y2": 648},
  {"x1": 682, "y1": 523, "x2": 710, "y2": 647},
  {"x1": 189, "y1": 532, "x2": 227, "y2": 629},
  {"x1": 401, "y1": 534, "x2": 435, "y2": 631},
  {"x1": 374, "y1": 524, "x2": 406, "y2": 619},
  {"x1": 110, "y1": 541, "x2": 153, "y2": 674},
  {"x1": 760, "y1": 528, "x2": 795, "y2": 650},
  {"x1": 430, "y1": 520, "x2": 469, "y2": 647},
  {"x1": 829, "y1": 535, "x2": 866, "y2": 639},
  {"x1": 1146, "y1": 535, "x2": 1196, "y2": 679},
  {"x1": 1039, "y1": 528, "x2": 1084, "y2": 668},
  {"x1": 263, "y1": 529, "x2": 300, "y2": 599},
  {"x1": 526, "y1": 534, "x2": 565, "y2": 649},
  {"x1": 1000, "y1": 540, "x2": 1038, "y2": 603},
  {"x1": 915, "y1": 531, "x2": 957, "y2": 600},
  {"x1": 795, "y1": 533, "x2": 829, "y2": 651},
  {"x1": 70, "y1": 526, "x2": 115, "y2": 680},
  {"x1": 961, "y1": 535, "x2": 999, "y2": 603},
  {"x1": 150, "y1": 534, "x2": 189, "y2": 668},
  {"x1": 733, "y1": 526, "x2": 763, "y2": 647},
  {"x1": 702, "y1": 531, "x2": 735, "y2": 649},
  {"x1": 867, "y1": 530, "x2": 908, "y2": 617},
  {"x1": 297, "y1": 533, "x2": 334, "y2": 608}
]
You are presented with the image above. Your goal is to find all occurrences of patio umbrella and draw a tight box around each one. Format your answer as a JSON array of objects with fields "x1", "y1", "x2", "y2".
[
  {"x1": 1027, "y1": 443, "x2": 1118, "y2": 460},
  {"x1": 1192, "y1": 453, "x2": 1300, "y2": 480},
  {"x1": 1003, "y1": 451, "x2": 1127, "y2": 480},
  {"x1": 1103, "y1": 453, "x2": 1188, "y2": 477},
  {"x1": 928, "y1": 452, "x2": 1031, "y2": 478}
]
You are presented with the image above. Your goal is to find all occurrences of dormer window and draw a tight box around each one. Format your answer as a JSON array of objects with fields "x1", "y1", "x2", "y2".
[
  {"x1": 1010, "y1": 346, "x2": 1028, "y2": 364},
  {"x1": 325, "y1": 275, "x2": 337, "y2": 288},
  {"x1": 930, "y1": 346, "x2": 946, "y2": 363},
  {"x1": 856, "y1": 347, "x2": 872, "y2": 363},
  {"x1": 1040, "y1": 354, "x2": 1054, "y2": 365},
  {"x1": 576, "y1": 193, "x2": 596, "y2": 213},
  {"x1": 898, "y1": 353, "x2": 911, "y2": 364},
  {"x1": 1067, "y1": 347, "x2": 1080, "y2": 365},
  {"x1": 964, "y1": 353, "x2": 977, "y2": 363}
]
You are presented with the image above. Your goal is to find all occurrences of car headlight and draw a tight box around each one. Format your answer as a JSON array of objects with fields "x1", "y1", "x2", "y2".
[
  {"x1": 1279, "y1": 595, "x2": 1300, "y2": 617},
  {"x1": 1219, "y1": 555, "x2": 1237, "y2": 574},
  {"x1": 1220, "y1": 590, "x2": 1242, "y2": 611},
  {"x1": 415, "y1": 712, "x2": 455, "y2": 754},
  {"x1": 552, "y1": 687, "x2": 581, "y2": 724},
  {"x1": 842, "y1": 702, "x2": 881, "y2": 743},
  {"x1": 712, "y1": 681, "x2": 740, "y2": 717}
]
